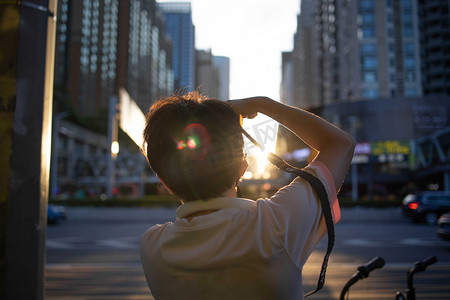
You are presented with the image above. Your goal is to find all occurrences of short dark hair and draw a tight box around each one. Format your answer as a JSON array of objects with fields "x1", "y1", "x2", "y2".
[{"x1": 143, "y1": 92, "x2": 244, "y2": 202}]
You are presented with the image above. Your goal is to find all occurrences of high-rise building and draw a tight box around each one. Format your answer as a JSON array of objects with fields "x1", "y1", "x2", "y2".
[
  {"x1": 54, "y1": 0, "x2": 174, "y2": 115},
  {"x1": 195, "y1": 50, "x2": 230, "y2": 100},
  {"x1": 418, "y1": 0, "x2": 450, "y2": 96},
  {"x1": 158, "y1": 2, "x2": 196, "y2": 92},
  {"x1": 213, "y1": 56, "x2": 230, "y2": 100},
  {"x1": 117, "y1": 0, "x2": 174, "y2": 111},
  {"x1": 359, "y1": 0, "x2": 421, "y2": 99},
  {"x1": 287, "y1": 0, "x2": 422, "y2": 109},
  {"x1": 281, "y1": 51, "x2": 294, "y2": 107},
  {"x1": 290, "y1": 0, "x2": 360, "y2": 108},
  {"x1": 54, "y1": 0, "x2": 120, "y2": 113}
]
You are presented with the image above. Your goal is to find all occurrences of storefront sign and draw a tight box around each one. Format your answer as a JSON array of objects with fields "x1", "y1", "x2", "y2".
[{"x1": 371, "y1": 140, "x2": 410, "y2": 155}]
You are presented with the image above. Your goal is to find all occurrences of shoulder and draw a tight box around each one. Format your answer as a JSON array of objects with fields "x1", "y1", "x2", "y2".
[
  {"x1": 141, "y1": 222, "x2": 172, "y2": 246},
  {"x1": 302, "y1": 161, "x2": 341, "y2": 224},
  {"x1": 256, "y1": 176, "x2": 317, "y2": 215}
]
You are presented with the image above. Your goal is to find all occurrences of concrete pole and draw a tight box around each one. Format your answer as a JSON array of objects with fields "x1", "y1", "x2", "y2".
[{"x1": 4, "y1": 1, "x2": 58, "y2": 299}]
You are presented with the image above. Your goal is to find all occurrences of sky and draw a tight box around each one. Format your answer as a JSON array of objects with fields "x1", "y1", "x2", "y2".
[{"x1": 157, "y1": 0, "x2": 301, "y2": 100}]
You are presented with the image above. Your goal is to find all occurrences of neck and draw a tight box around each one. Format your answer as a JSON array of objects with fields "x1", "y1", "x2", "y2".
[
  {"x1": 180, "y1": 186, "x2": 238, "y2": 204},
  {"x1": 223, "y1": 186, "x2": 238, "y2": 198}
]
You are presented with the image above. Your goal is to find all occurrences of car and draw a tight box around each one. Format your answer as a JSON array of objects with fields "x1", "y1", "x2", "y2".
[
  {"x1": 438, "y1": 212, "x2": 450, "y2": 240},
  {"x1": 47, "y1": 204, "x2": 67, "y2": 224},
  {"x1": 402, "y1": 191, "x2": 450, "y2": 225}
]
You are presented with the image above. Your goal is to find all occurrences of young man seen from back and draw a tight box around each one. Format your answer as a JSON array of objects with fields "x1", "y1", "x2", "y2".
[{"x1": 140, "y1": 92, "x2": 355, "y2": 299}]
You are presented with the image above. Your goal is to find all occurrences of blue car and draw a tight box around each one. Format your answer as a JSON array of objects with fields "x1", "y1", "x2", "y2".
[{"x1": 47, "y1": 204, "x2": 67, "y2": 224}]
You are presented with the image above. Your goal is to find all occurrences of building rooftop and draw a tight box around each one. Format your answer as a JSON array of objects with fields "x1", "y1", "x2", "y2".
[{"x1": 158, "y1": 2, "x2": 191, "y2": 13}]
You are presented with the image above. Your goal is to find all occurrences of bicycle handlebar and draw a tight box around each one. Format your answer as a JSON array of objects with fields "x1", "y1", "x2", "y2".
[
  {"x1": 340, "y1": 257, "x2": 385, "y2": 300},
  {"x1": 407, "y1": 256, "x2": 437, "y2": 289},
  {"x1": 357, "y1": 256, "x2": 385, "y2": 278},
  {"x1": 342, "y1": 256, "x2": 438, "y2": 300},
  {"x1": 414, "y1": 256, "x2": 437, "y2": 272}
]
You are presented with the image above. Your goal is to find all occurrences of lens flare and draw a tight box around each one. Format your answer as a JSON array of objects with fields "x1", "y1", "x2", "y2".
[
  {"x1": 186, "y1": 137, "x2": 197, "y2": 149},
  {"x1": 177, "y1": 123, "x2": 211, "y2": 160},
  {"x1": 177, "y1": 141, "x2": 186, "y2": 150}
]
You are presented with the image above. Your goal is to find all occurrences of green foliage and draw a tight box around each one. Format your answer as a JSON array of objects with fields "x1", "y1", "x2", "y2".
[{"x1": 49, "y1": 194, "x2": 180, "y2": 207}]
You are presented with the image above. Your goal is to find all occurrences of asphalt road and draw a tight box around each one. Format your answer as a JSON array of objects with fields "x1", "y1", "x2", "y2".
[{"x1": 45, "y1": 207, "x2": 450, "y2": 299}]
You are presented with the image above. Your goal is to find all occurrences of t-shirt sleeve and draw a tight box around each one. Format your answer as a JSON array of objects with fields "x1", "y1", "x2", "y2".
[{"x1": 257, "y1": 161, "x2": 339, "y2": 268}]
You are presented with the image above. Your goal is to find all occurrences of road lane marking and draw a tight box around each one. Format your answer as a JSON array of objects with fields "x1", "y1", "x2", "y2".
[
  {"x1": 46, "y1": 240, "x2": 75, "y2": 249},
  {"x1": 343, "y1": 238, "x2": 383, "y2": 247}
]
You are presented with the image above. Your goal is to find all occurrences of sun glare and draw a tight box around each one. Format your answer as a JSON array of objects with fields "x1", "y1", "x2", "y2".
[
  {"x1": 255, "y1": 148, "x2": 269, "y2": 175},
  {"x1": 243, "y1": 116, "x2": 278, "y2": 179}
]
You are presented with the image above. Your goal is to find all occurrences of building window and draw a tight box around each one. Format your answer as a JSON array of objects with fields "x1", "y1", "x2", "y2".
[
  {"x1": 404, "y1": 56, "x2": 415, "y2": 68},
  {"x1": 361, "y1": 43, "x2": 376, "y2": 55},
  {"x1": 360, "y1": 0, "x2": 374, "y2": 10},
  {"x1": 362, "y1": 27, "x2": 376, "y2": 38},
  {"x1": 363, "y1": 88, "x2": 378, "y2": 99},
  {"x1": 403, "y1": 22, "x2": 414, "y2": 37},
  {"x1": 404, "y1": 43, "x2": 415, "y2": 54},
  {"x1": 362, "y1": 56, "x2": 378, "y2": 69},
  {"x1": 405, "y1": 69, "x2": 415, "y2": 82},
  {"x1": 363, "y1": 71, "x2": 377, "y2": 83},
  {"x1": 405, "y1": 88, "x2": 417, "y2": 96}
]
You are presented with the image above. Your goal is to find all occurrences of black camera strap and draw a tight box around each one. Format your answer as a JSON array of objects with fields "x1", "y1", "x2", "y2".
[
  {"x1": 242, "y1": 129, "x2": 335, "y2": 298},
  {"x1": 267, "y1": 153, "x2": 334, "y2": 297}
]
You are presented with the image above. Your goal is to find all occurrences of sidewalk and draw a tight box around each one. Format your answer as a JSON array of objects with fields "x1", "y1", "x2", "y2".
[{"x1": 64, "y1": 206, "x2": 404, "y2": 223}]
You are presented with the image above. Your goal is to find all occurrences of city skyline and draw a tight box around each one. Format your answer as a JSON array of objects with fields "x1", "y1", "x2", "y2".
[{"x1": 157, "y1": 0, "x2": 300, "y2": 100}]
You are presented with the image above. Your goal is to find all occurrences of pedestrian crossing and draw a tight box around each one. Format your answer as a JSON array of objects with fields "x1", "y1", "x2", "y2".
[
  {"x1": 47, "y1": 236, "x2": 140, "y2": 250},
  {"x1": 45, "y1": 263, "x2": 450, "y2": 300}
]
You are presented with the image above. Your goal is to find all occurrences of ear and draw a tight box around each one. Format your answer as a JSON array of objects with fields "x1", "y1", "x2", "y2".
[{"x1": 238, "y1": 158, "x2": 248, "y2": 179}]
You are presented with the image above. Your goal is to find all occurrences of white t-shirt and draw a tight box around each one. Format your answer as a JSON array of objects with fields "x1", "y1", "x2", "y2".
[{"x1": 140, "y1": 161, "x2": 340, "y2": 300}]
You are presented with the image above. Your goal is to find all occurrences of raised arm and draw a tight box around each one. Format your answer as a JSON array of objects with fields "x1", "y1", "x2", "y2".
[{"x1": 228, "y1": 97, "x2": 355, "y2": 193}]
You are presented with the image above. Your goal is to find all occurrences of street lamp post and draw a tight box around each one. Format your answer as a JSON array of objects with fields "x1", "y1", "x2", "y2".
[
  {"x1": 50, "y1": 111, "x2": 70, "y2": 198},
  {"x1": 106, "y1": 96, "x2": 119, "y2": 198},
  {"x1": 349, "y1": 116, "x2": 359, "y2": 201}
]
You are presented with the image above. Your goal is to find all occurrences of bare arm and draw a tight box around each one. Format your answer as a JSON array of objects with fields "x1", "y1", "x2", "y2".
[{"x1": 228, "y1": 97, "x2": 355, "y2": 193}]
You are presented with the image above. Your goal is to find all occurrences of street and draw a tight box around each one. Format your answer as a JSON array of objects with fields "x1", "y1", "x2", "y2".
[{"x1": 45, "y1": 207, "x2": 450, "y2": 299}]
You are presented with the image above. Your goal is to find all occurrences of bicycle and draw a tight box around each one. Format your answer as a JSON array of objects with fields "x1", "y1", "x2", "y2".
[
  {"x1": 339, "y1": 256, "x2": 438, "y2": 300},
  {"x1": 340, "y1": 256, "x2": 385, "y2": 300},
  {"x1": 395, "y1": 256, "x2": 438, "y2": 300}
]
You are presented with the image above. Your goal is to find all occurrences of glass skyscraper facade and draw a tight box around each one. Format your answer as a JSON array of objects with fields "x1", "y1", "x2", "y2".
[
  {"x1": 158, "y1": 2, "x2": 195, "y2": 92},
  {"x1": 418, "y1": 0, "x2": 450, "y2": 96},
  {"x1": 359, "y1": 0, "x2": 421, "y2": 99},
  {"x1": 288, "y1": 0, "x2": 422, "y2": 108},
  {"x1": 54, "y1": 0, "x2": 174, "y2": 115},
  {"x1": 123, "y1": 0, "x2": 174, "y2": 110},
  {"x1": 54, "y1": 0, "x2": 119, "y2": 113}
]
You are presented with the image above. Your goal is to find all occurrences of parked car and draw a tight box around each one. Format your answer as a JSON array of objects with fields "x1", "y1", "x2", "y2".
[
  {"x1": 402, "y1": 191, "x2": 450, "y2": 225},
  {"x1": 47, "y1": 204, "x2": 67, "y2": 224},
  {"x1": 438, "y1": 212, "x2": 450, "y2": 240}
]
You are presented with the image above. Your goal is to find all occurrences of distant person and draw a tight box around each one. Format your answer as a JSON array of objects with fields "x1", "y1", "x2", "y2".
[{"x1": 140, "y1": 92, "x2": 355, "y2": 299}]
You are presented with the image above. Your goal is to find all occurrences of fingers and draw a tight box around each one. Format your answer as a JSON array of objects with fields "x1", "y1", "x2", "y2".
[
  {"x1": 226, "y1": 99, "x2": 255, "y2": 118},
  {"x1": 245, "y1": 112, "x2": 258, "y2": 119}
]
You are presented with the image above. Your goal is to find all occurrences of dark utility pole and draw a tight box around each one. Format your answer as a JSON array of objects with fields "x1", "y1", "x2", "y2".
[{"x1": 0, "y1": 1, "x2": 57, "y2": 299}]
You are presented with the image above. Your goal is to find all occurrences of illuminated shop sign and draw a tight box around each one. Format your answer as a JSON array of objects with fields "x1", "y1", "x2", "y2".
[
  {"x1": 352, "y1": 141, "x2": 411, "y2": 163},
  {"x1": 371, "y1": 140, "x2": 410, "y2": 155},
  {"x1": 352, "y1": 142, "x2": 371, "y2": 164},
  {"x1": 371, "y1": 140, "x2": 410, "y2": 163},
  {"x1": 355, "y1": 142, "x2": 371, "y2": 155}
]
